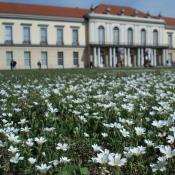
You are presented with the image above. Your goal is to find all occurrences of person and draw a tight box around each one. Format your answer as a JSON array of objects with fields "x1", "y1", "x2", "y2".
[
  {"x1": 90, "y1": 61, "x2": 93, "y2": 68},
  {"x1": 10, "y1": 60, "x2": 17, "y2": 70},
  {"x1": 37, "y1": 61, "x2": 41, "y2": 69}
]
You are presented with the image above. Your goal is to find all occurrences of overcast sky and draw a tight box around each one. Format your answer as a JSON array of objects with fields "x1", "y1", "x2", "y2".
[{"x1": 0, "y1": 0, "x2": 174, "y2": 17}]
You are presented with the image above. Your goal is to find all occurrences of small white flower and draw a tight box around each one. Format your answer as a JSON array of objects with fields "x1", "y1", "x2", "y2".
[
  {"x1": 101, "y1": 133, "x2": 108, "y2": 138},
  {"x1": 135, "y1": 127, "x2": 145, "y2": 136},
  {"x1": 28, "y1": 157, "x2": 37, "y2": 164},
  {"x1": 35, "y1": 137, "x2": 47, "y2": 145},
  {"x1": 36, "y1": 163, "x2": 52, "y2": 174},
  {"x1": 10, "y1": 153, "x2": 24, "y2": 164},
  {"x1": 56, "y1": 143, "x2": 69, "y2": 151},
  {"x1": 92, "y1": 144, "x2": 102, "y2": 152},
  {"x1": 108, "y1": 153, "x2": 127, "y2": 167},
  {"x1": 59, "y1": 156, "x2": 71, "y2": 163},
  {"x1": 8, "y1": 145, "x2": 19, "y2": 153},
  {"x1": 26, "y1": 138, "x2": 34, "y2": 147}
]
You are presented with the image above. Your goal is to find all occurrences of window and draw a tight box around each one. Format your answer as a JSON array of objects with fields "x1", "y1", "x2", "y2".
[
  {"x1": 141, "y1": 29, "x2": 146, "y2": 45},
  {"x1": 58, "y1": 52, "x2": 64, "y2": 65},
  {"x1": 6, "y1": 51, "x2": 13, "y2": 66},
  {"x1": 98, "y1": 26, "x2": 105, "y2": 44},
  {"x1": 5, "y1": 26, "x2": 13, "y2": 43},
  {"x1": 72, "y1": 29, "x2": 79, "y2": 45},
  {"x1": 113, "y1": 27, "x2": 119, "y2": 44},
  {"x1": 128, "y1": 28, "x2": 133, "y2": 45},
  {"x1": 73, "y1": 52, "x2": 79, "y2": 66},
  {"x1": 23, "y1": 26, "x2": 30, "y2": 44},
  {"x1": 153, "y1": 30, "x2": 158, "y2": 46},
  {"x1": 168, "y1": 33, "x2": 173, "y2": 48},
  {"x1": 40, "y1": 27, "x2": 47, "y2": 44},
  {"x1": 57, "y1": 28, "x2": 64, "y2": 45},
  {"x1": 24, "y1": 51, "x2": 31, "y2": 67},
  {"x1": 41, "y1": 52, "x2": 48, "y2": 67}
]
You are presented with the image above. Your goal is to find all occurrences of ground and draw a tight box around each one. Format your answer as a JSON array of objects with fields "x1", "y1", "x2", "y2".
[{"x1": 0, "y1": 68, "x2": 175, "y2": 175}]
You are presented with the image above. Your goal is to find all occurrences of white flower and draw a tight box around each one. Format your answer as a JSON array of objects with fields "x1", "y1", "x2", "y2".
[
  {"x1": 152, "y1": 120, "x2": 168, "y2": 128},
  {"x1": 28, "y1": 157, "x2": 37, "y2": 164},
  {"x1": 59, "y1": 156, "x2": 71, "y2": 163},
  {"x1": 35, "y1": 137, "x2": 47, "y2": 145},
  {"x1": 108, "y1": 153, "x2": 127, "y2": 167},
  {"x1": 135, "y1": 127, "x2": 145, "y2": 136},
  {"x1": 120, "y1": 128, "x2": 130, "y2": 138},
  {"x1": 144, "y1": 139, "x2": 155, "y2": 147},
  {"x1": 49, "y1": 160, "x2": 59, "y2": 166},
  {"x1": 84, "y1": 133, "x2": 89, "y2": 137},
  {"x1": 10, "y1": 153, "x2": 24, "y2": 164},
  {"x1": 8, "y1": 145, "x2": 19, "y2": 153},
  {"x1": 56, "y1": 143, "x2": 69, "y2": 151},
  {"x1": 150, "y1": 156, "x2": 167, "y2": 172},
  {"x1": 92, "y1": 144, "x2": 102, "y2": 152},
  {"x1": 7, "y1": 133, "x2": 21, "y2": 144},
  {"x1": 92, "y1": 149, "x2": 110, "y2": 164},
  {"x1": 159, "y1": 145, "x2": 175, "y2": 158},
  {"x1": 26, "y1": 138, "x2": 34, "y2": 147},
  {"x1": 36, "y1": 163, "x2": 52, "y2": 174},
  {"x1": 101, "y1": 133, "x2": 108, "y2": 138},
  {"x1": 166, "y1": 135, "x2": 175, "y2": 144},
  {"x1": 18, "y1": 119, "x2": 28, "y2": 125}
]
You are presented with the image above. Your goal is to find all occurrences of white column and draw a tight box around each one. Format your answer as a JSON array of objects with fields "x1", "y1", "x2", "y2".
[
  {"x1": 98, "y1": 47, "x2": 101, "y2": 67},
  {"x1": 154, "y1": 49, "x2": 157, "y2": 66},
  {"x1": 124, "y1": 48, "x2": 127, "y2": 67},
  {"x1": 165, "y1": 49, "x2": 168, "y2": 66},
  {"x1": 93, "y1": 47, "x2": 97, "y2": 67},
  {"x1": 163, "y1": 49, "x2": 166, "y2": 66},
  {"x1": 113, "y1": 47, "x2": 116, "y2": 67},
  {"x1": 150, "y1": 49, "x2": 153, "y2": 66},
  {"x1": 109, "y1": 47, "x2": 112, "y2": 67},
  {"x1": 127, "y1": 48, "x2": 131, "y2": 67},
  {"x1": 141, "y1": 48, "x2": 144, "y2": 66},
  {"x1": 137, "y1": 48, "x2": 140, "y2": 67}
]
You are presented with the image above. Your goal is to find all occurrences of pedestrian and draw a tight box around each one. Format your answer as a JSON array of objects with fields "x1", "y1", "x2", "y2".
[{"x1": 37, "y1": 61, "x2": 41, "y2": 69}]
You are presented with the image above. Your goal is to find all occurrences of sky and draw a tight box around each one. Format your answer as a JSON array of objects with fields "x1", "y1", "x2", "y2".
[{"x1": 0, "y1": 0, "x2": 174, "y2": 17}]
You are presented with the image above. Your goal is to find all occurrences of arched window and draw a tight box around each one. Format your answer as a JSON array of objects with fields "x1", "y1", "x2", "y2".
[
  {"x1": 113, "y1": 27, "x2": 119, "y2": 44},
  {"x1": 98, "y1": 26, "x2": 105, "y2": 44},
  {"x1": 128, "y1": 28, "x2": 133, "y2": 45},
  {"x1": 141, "y1": 29, "x2": 146, "y2": 45},
  {"x1": 153, "y1": 30, "x2": 158, "y2": 46}
]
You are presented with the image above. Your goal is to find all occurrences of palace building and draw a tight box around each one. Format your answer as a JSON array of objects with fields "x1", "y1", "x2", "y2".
[{"x1": 0, "y1": 2, "x2": 175, "y2": 69}]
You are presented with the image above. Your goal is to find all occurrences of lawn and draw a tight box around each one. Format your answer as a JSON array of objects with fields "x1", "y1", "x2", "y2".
[{"x1": 0, "y1": 68, "x2": 175, "y2": 175}]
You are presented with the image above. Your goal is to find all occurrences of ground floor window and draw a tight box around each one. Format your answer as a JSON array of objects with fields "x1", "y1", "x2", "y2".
[
  {"x1": 73, "y1": 52, "x2": 79, "y2": 66},
  {"x1": 58, "y1": 52, "x2": 64, "y2": 66},
  {"x1": 41, "y1": 51, "x2": 48, "y2": 67},
  {"x1": 6, "y1": 51, "x2": 13, "y2": 66},
  {"x1": 24, "y1": 51, "x2": 31, "y2": 67}
]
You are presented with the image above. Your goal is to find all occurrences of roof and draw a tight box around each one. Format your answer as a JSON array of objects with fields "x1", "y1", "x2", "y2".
[
  {"x1": 0, "y1": 2, "x2": 174, "y2": 26},
  {"x1": 0, "y1": 2, "x2": 89, "y2": 18}
]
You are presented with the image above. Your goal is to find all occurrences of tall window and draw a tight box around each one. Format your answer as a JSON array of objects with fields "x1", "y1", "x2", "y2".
[
  {"x1": 5, "y1": 26, "x2": 13, "y2": 43},
  {"x1": 168, "y1": 33, "x2": 173, "y2": 48},
  {"x1": 153, "y1": 30, "x2": 158, "y2": 46},
  {"x1": 23, "y1": 26, "x2": 30, "y2": 44},
  {"x1": 24, "y1": 51, "x2": 31, "y2": 67},
  {"x1": 72, "y1": 29, "x2": 79, "y2": 45},
  {"x1": 41, "y1": 52, "x2": 48, "y2": 67},
  {"x1": 113, "y1": 27, "x2": 119, "y2": 44},
  {"x1": 128, "y1": 28, "x2": 133, "y2": 45},
  {"x1": 6, "y1": 51, "x2": 13, "y2": 66},
  {"x1": 58, "y1": 52, "x2": 64, "y2": 66},
  {"x1": 98, "y1": 26, "x2": 105, "y2": 44},
  {"x1": 40, "y1": 27, "x2": 47, "y2": 44},
  {"x1": 73, "y1": 52, "x2": 79, "y2": 66},
  {"x1": 141, "y1": 29, "x2": 146, "y2": 45},
  {"x1": 57, "y1": 28, "x2": 64, "y2": 45}
]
